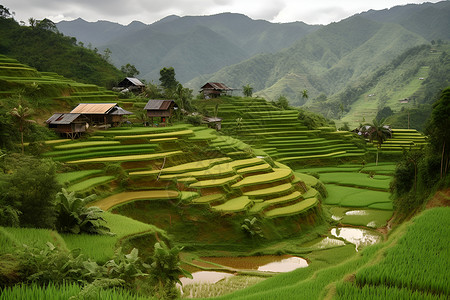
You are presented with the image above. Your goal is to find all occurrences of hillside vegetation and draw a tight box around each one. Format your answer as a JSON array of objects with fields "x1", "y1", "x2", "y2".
[
  {"x1": 57, "y1": 13, "x2": 320, "y2": 83},
  {"x1": 0, "y1": 17, "x2": 124, "y2": 88},
  {"x1": 188, "y1": 16, "x2": 428, "y2": 103}
]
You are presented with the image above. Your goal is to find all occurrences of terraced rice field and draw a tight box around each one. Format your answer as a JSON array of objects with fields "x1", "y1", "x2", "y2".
[
  {"x1": 47, "y1": 124, "x2": 319, "y2": 219},
  {"x1": 90, "y1": 190, "x2": 180, "y2": 211},
  {"x1": 0, "y1": 55, "x2": 119, "y2": 108},
  {"x1": 194, "y1": 96, "x2": 365, "y2": 164},
  {"x1": 295, "y1": 163, "x2": 395, "y2": 227},
  {"x1": 367, "y1": 128, "x2": 427, "y2": 154}
]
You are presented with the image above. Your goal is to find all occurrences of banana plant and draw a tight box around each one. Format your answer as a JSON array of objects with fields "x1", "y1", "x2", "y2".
[{"x1": 55, "y1": 188, "x2": 110, "y2": 235}]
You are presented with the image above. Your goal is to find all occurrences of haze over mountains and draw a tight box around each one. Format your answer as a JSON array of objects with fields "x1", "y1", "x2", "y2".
[
  {"x1": 56, "y1": 1, "x2": 450, "y2": 123},
  {"x1": 57, "y1": 13, "x2": 320, "y2": 84}
]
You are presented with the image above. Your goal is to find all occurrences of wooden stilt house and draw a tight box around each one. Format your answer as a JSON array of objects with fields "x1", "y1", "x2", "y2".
[
  {"x1": 70, "y1": 103, "x2": 133, "y2": 127},
  {"x1": 46, "y1": 113, "x2": 88, "y2": 139},
  {"x1": 144, "y1": 99, "x2": 178, "y2": 127},
  {"x1": 200, "y1": 82, "x2": 233, "y2": 98}
]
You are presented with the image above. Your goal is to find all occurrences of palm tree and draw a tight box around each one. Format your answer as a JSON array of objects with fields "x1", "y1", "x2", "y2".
[
  {"x1": 301, "y1": 89, "x2": 308, "y2": 100},
  {"x1": 364, "y1": 118, "x2": 392, "y2": 166},
  {"x1": 10, "y1": 105, "x2": 35, "y2": 154},
  {"x1": 243, "y1": 84, "x2": 253, "y2": 97}
]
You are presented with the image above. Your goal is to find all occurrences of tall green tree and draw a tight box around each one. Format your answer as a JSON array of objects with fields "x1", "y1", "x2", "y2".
[
  {"x1": 243, "y1": 84, "x2": 253, "y2": 97},
  {"x1": 426, "y1": 87, "x2": 450, "y2": 178},
  {"x1": 275, "y1": 95, "x2": 290, "y2": 110},
  {"x1": 9, "y1": 105, "x2": 35, "y2": 154},
  {"x1": 0, "y1": 5, "x2": 12, "y2": 19},
  {"x1": 364, "y1": 118, "x2": 392, "y2": 166},
  {"x1": 159, "y1": 67, "x2": 179, "y2": 91},
  {"x1": 2, "y1": 155, "x2": 60, "y2": 228},
  {"x1": 175, "y1": 83, "x2": 193, "y2": 111},
  {"x1": 120, "y1": 63, "x2": 140, "y2": 77}
]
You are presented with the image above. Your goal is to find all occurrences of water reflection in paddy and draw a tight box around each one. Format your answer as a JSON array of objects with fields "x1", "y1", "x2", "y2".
[
  {"x1": 179, "y1": 271, "x2": 234, "y2": 286},
  {"x1": 258, "y1": 256, "x2": 308, "y2": 272},
  {"x1": 331, "y1": 227, "x2": 381, "y2": 251},
  {"x1": 201, "y1": 255, "x2": 308, "y2": 272}
]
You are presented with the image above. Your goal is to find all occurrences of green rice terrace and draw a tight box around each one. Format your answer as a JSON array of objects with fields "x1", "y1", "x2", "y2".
[
  {"x1": 192, "y1": 97, "x2": 428, "y2": 165},
  {"x1": 0, "y1": 55, "x2": 122, "y2": 120},
  {"x1": 6, "y1": 119, "x2": 446, "y2": 299},
  {"x1": 1, "y1": 54, "x2": 448, "y2": 299}
]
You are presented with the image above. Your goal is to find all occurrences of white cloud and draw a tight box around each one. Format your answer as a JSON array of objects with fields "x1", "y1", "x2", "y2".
[{"x1": 1, "y1": 0, "x2": 443, "y2": 25}]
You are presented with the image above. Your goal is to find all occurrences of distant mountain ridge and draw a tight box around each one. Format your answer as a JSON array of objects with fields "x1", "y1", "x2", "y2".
[
  {"x1": 56, "y1": 1, "x2": 450, "y2": 123},
  {"x1": 56, "y1": 13, "x2": 321, "y2": 83},
  {"x1": 186, "y1": 1, "x2": 449, "y2": 103}
]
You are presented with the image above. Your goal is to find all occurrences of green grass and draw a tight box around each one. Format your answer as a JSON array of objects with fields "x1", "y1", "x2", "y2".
[
  {"x1": 211, "y1": 196, "x2": 253, "y2": 212},
  {"x1": 324, "y1": 184, "x2": 392, "y2": 209},
  {"x1": 45, "y1": 144, "x2": 158, "y2": 157},
  {"x1": 139, "y1": 157, "x2": 231, "y2": 175},
  {"x1": 249, "y1": 191, "x2": 303, "y2": 213},
  {"x1": 330, "y1": 207, "x2": 394, "y2": 228},
  {"x1": 0, "y1": 227, "x2": 67, "y2": 254},
  {"x1": 49, "y1": 148, "x2": 158, "y2": 162},
  {"x1": 62, "y1": 212, "x2": 164, "y2": 263},
  {"x1": 237, "y1": 163, "x2": 273, "y2": 175},
  {"x1": 277, "y1": 151, "x2": 347, "y2": 163},
  {"x1": 89, "y1": 190, "x2": 180, "y2": 211},
  {"x1": 337, "y1": 207, "x2": 450, "y2": 299},
  {"x1": 55, "y1": 170, "x2": 103, "y2": 185},
  {"x1": 335, "y1": 282, "x2": 448, "y2": 300},
  {"x1": 244, "y1": 183, "x2": 294, "y2": 198},
  {"x1": 319, "y1": 172, "x2": 391, "y2": 190},
  {"x1": 0, "y1": 282, "x2": 151, "y2": 300},
  {"x1": 189, "y1": 174, "x2": 241, "y2": 189},
  {"x1": 53, "y1": 141, "x2": 121, "y2": 149},
  {"x1": 67, "y1": 150, "x2": 183, "y2": 164},
  {"x1": 114, "y1": 129, "x2": 194, "y2": 140},
  {"x1": 293, "y1": 172, "x2": 318, "y2": 187},
  {"x1": 97, "y1": 124, "x2": 191, "y2": 136},
  {"x1": 66, "y1": 175, "x2": 115, "y2": 192},
  {"x1": 192, "y1": 193, "x2": 226, "y2": 204},
  {"x1": 295, "y1": 166, "x2": 363, "y2": 173},
  {"x1": 264, "y1": 198, "x2": 318, "y2": 218},
  {"x1": 231, "y1": 168, "x2": 292, "y2": 188}
]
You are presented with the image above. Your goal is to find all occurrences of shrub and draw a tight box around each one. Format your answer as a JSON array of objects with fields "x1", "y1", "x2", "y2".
[
  {"x1": 186, "y1": 114, "x2": 202, "y2": 126},
  {"x1": 1, "y1": 154, "x2": 60, "y2": 228},
  {"x1": 55, "y1": 189, "x2": 111, "y2": 235}
]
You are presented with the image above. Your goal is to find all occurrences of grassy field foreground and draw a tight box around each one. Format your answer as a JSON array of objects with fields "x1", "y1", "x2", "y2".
[{"x1": 211, "y1": 207, "x2": 450, "y2": 300}]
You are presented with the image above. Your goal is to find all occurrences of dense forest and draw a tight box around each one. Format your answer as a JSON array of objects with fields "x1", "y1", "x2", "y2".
[{"x1": 0, "y1": 9, "x2": 124, "y2": 88}]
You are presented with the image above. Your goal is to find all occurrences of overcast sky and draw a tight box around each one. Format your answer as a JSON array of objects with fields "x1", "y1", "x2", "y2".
[{"x1": 2, "y1": 0, "x2": 444, "y2": 25}]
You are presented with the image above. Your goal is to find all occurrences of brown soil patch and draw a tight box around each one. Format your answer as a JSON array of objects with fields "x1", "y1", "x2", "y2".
[{"x1": 426, "y1": 188, "x2": 450, "y2": 208}]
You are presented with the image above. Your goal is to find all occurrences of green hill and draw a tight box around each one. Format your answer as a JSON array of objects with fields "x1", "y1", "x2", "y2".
[
  {"x1": 0, "y1": 17, "x2": 124, "y2": 88},
  {"x1": 328, "y1": 43, "x2": 450, "y2": 129},
  {"x1": 187, "y1": 16, "x2": 428, "y2": 102},
  {"x1": 57, "y1": 13, "x2": 320, "y2": 84}
]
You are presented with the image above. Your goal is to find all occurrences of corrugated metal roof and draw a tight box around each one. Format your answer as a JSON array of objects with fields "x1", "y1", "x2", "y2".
[
  {"x1": 109, "y1": 106, "x2": 133, "y2": 115},
  {"x1": 126, "y1": 77, "x2": 145, "y2": 87},
  {"x1": 70, "y1": 103, "x2": 117, "y2": 114},
  {"x1": 201, "y1": 82, "x2": 232, "y2": 90},
  {"x1": 144, "y1": 100, "x2": 175, "y2": 110},
  {"x1": 46, "y1": 113, "x2": 82, "y2": 125}
]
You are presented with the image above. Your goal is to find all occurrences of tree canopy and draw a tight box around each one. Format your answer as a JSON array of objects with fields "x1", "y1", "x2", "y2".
[
  {"x1": 426, "y1": 87, "x2": 450, "y2": 178},
  {"x1": 159, "y1": 67, "x2": 179, "y2": 91}
]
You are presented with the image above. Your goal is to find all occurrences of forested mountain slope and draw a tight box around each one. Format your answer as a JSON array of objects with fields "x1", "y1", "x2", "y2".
[
  {"x1": 0, "y1": 17, "x2": 123, "y2": 88},
  {"x1": 57, "y1": 13, "x2": 320, "y2": 83},
  {"x1": 188, "y1": 16, "x2": 428, "y2": 102}
]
